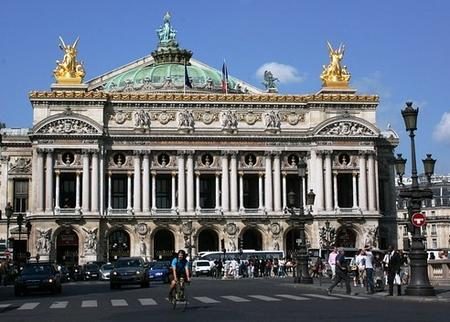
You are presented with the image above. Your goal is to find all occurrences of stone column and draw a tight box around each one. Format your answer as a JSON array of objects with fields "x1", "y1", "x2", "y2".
[
  {"x1": 352, "y1": 171, "x2": 358, "y2": 208},
  {"x1": 36, "y1": 149, "x2": 45, "y2": 212},
  {"x1": 91, "y1": 151, "x2": 99, "y2": 213},
  {"x1": 358, "y1": 152, "x2": 368, "y2": 211},
  {"x1": 45, "y1": 149, "x2": 54, "y2": 212},
  {"x1": 99, "y1": 147, "x2": 105, "y2": 216},
  {"x1": 221, "y1": 152, "x2": 229, "y2": 212},
  {"x1": 177, "y1": 152, "x2": 186, "y2": 211},
  {"x1": 239, "y1": 171, "x2": 244, "y2": 210},
  {"x1": 55, "y1": 170, "x2": 61, "y2": 211},
  {"x1": 151, "y1": 171, "x2": 157, "y2": 210},
  {"x1": 316, "y1": 151, "x2": 324, "y2": 211},
  {"x1": 258, "y1": 172, "x2": 264, "y2": 210},
  {"x1": 367, "y1": 152, "x2": 376, "y2": 211},
  {"x1": 333, "y1": 171, "x2": 338, "y2": 209},
  {"x1": 133, "y1": 152, "x2": 141, "y2": 213},
  {"x1": 186, "y1": 152, "x2": 195, "y2": 212},
  {"x1": 0, "y1": 156, "x2": 9, "y2": 211},
  {"x1": 230, "y1": 152, "x2": 238, "y2": 212},
  {"x1": 142, "y1": 153, "x2": 150, "y2": 212},
  {"x1": 375, "y1": 155, "x2": 380, "y2": 211},
  {"x1": 324, "y1": 151, "x2": 333, "y2": 211},
  {"x1": 273, "y1": 153, "x2": 281, "y2": 212},
  {"x1": 171, "y1": 172, "x2": 177, "y2": 210},
  {"x1": 215, "y1": 172, "x2": 220, "y2": 210},
  {"x1": 107, "y1": 171, "x2": 112, "y2": 212},
  {"x1": 127, "y1": 172, "x2": 132, "y2": 212},
  {"x1": 75, "y1": 171, "x2": 81, "y2": 214},
  {"x1": 264, "y1": 152, "x2": 273, "y2": 212},
  {"x1": 82, "y1": 151, "x2": 90, "y2": 213},
  {"x1": 282, "y1": 172, "x2": 287, "y2": 210},
  {"x1": 195, "y1": 171, "x2": 200, "y2": 210}
]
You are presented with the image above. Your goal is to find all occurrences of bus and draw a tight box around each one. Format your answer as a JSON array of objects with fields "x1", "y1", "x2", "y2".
[{"x1": 197, "y1": 250, "x2": 284, "y2": 263}]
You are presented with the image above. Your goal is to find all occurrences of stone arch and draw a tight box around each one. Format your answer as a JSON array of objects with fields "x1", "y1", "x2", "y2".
[
  {"x1": 107, "y1": 229, "x2": 131, "y2": 261},
  {"x1": 335, "y1": 225, "x2": 357, "y2": 248},
  {"x1": 197, "y1": 227, "x2": 219, "y2": 252},
  {"x1": 313, "y1": 115, "x2": 379, "y2": 137},
  {"x1": 152, "y1": 228, "x2": 175, "y2": 260},
  {"x1": 52, "y1": 225, "x2": 81, "y2": 266},
  {"x1": 241, "y1": 227, "x2": 263, "y2": 250},
  {"x1": 33, "y1": 112, "x2": 103, "y2": 136},
  {"x1": 283, "y1": 227, "x2": 312, "y2": 259}
]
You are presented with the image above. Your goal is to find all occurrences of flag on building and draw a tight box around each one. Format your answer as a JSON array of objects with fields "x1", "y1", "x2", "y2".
[
  {"x1": 184, "y1": 62, "x2": 193, "y2": 92},
  {"x1": 221, "y1": 60, "x2": 228, "y2": 94}
]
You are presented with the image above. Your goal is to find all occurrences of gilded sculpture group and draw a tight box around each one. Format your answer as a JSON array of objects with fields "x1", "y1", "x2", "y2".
[{"x1": 53, "y1": 37, "x2": 85, "y2": 84}]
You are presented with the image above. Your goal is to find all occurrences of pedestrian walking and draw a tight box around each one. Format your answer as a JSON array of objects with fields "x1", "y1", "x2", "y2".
[
  {"x1": 386, "y1": 246, "x2": 402, "y2": 296},
  {"x1": 327, "y1": 247, "x2": 351, "y2": 295},
  {"x1": 328, "y1": 247, "x2": 338, "y2": 279}
]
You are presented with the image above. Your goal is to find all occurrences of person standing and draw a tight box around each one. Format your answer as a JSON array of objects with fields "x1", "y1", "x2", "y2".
[
  {"x1": 328, "y1": 247, "x2": 338, "y2": 279},
  {"x1": 364, "y1": 246, "x2": 375, "y2": 294},
  {"x1": 387, "y1": 247, "x2": 402, "y2": 296},
  {"x1": 327, "y1": 248, "x2": 351, "y2": 295}
]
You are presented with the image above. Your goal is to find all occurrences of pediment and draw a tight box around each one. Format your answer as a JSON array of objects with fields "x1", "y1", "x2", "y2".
[
  {"x1": 314, "y1": 116, "x2": 379, "y2": 137},
  {"x1": 33, "y1": 113, "x2": 103, "y2": 136}
]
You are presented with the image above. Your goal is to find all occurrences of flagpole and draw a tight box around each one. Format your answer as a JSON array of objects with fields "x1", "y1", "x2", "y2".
[{"x1": 184, "y1": 59, "x2": 186, "y2": 95}]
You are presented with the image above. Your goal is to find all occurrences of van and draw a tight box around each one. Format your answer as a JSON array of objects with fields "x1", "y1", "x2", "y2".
[{"x1": 192, "y1": 260, "x2": 212, "y2": 277}]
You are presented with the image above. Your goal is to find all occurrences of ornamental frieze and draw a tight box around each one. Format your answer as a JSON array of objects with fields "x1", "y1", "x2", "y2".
[
  {"x1": 9, "y1": 157, "x2": 32, "y2": 174},
  {"x1": 38, "y1": 118, "x2": 99, "y2": 135},
  {"x1": 319, "y1": 121, "x2": 375, "y2": 136}
]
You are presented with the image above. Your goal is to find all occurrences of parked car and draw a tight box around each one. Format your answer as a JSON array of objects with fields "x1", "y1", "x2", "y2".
[
  {"x1": 15, "y1": 262, "x2": 62, "y2": 296},
  {"x1": 110, "y1": 257, "x2": 149, "y2": 289},
  {"x1": 148, "y1": 261, "x2": 170, "y2": 283},
  {"x1": 192, "y1": 260, "x2": 212, "y2": 277},
  {"x1": 82, "y1": 263, "x2": 100, "y2": 281},
  {"x1": 99, "y1": 263, "x2": 114, "y2": 281}
]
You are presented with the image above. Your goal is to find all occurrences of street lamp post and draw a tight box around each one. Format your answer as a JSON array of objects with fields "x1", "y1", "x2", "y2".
[
  {"x1": 26, "y1": 220, "x2": 32, "y2": 252},
  {"x1": 287, "y1": 158, "x2": 315, "y2": 284},
  {"x1": 5, "y1": 203, "x2": 13, "y2": 249},
  {"x1": 17, "y1": 213, "x2": 24, "y2": 243},
  {"x1": 394, "y1": 101, "x2": 436, "y2": 296}
]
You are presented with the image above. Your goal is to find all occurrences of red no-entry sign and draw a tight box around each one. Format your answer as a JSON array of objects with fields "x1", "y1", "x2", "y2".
[{"x1": 411, "y1": 213, "x2": 426, "y2": 227}]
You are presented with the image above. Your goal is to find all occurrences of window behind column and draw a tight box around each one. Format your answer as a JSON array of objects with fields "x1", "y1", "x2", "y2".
[
  {"x1": 14, "y1": 179, "x2": 29, "y2": 212},
  {"x1": 243, "y1": 174, "x2": 259, "y2": 208},
  {"x1": 200, "y1": 174, "x2": 215, "y2": 209},
  {"x1": 156, "y1": 174, "x2": 171, "y2": 209},
  {"x1": 61, "y1": 173, "x2": 76, "y2": 208},
  {"x1": 112, "y1": 174, "x2": 127, "y2": 209}
]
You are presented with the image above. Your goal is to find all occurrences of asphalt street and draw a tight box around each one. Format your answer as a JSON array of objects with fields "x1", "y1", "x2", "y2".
[{"x1": 0, "y1": 278, "x2": 449, "y2": 322}]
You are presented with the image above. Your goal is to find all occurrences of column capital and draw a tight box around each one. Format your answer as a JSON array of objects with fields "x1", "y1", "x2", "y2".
[
  {"x1": 177, "y1": 151, "x2": 186, "y2": 156},
  {"x1": 195, "y1": 171, "x2": 201, "y2": 177},
  {"x1": 171, "y1": 171, "x2": 177, "y2": 177},
  {"x1": 281, "y1": 171, "x2": 287, "y2": 177},
  {"x1": 352, "y1": 171, "x2": 358, "y2": 177},
  {"x1": 127, "y1": 171, "x2": 133, "y2": 177},
  {"x1": 185, "y1": 150, "x2": 195, "y2": 156},
  {"x1": 258, "y1": 172, "x2": 265, "y2": 177},
  {"x1": 42, "y1": 148, "x2": 54, "y2": 154},
  {"x1": 215, "y1": 171, "x2": 221, "y2": 177},
  {"x1": 358, "y1": 150, "x2": 369, "y2": 157},
  {"x1": 151, "y1": 171, "x2": 157, "y2": 176},
  {"x1": 142, "y1": 150, "x2": 152, "y2": 156},
  {"x1": 228, "y1": 151, "x2": 239, "y2": 157}
]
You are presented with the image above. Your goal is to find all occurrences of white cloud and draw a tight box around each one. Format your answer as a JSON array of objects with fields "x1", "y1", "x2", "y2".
[
  {"x1": 433, "y1": 112, "x2": 450, "y2": 143},
  {"x1": 256, "y1": 62, "x2": 305, "y2": 84}
]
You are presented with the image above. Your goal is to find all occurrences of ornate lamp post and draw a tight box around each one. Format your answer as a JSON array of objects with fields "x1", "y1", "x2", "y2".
[
  {"x1": 5, "y1": 203, "x2": 13, "y2": 249},
  {"x1": 288, "y1": 158, "x2": 314, "y2": 284},
  {"x1": 394, "y1": 102, "x2": 436, "y2": 296},
  {"x1": 26, "y1": 220, "x2": 32, "y2": 252},
  {"x1": 17, "y1": 213, "x2": 24, "y2": 243}
]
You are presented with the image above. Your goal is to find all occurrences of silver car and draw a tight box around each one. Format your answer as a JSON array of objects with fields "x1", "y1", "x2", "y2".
[{"x1": 99, "y1": 263, "x2": 114, "y2": 280}]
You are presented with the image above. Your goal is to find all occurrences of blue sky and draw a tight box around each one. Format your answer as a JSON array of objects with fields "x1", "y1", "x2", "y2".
[{"x1": 1, "y1": 0, "x2": 449, "y2": 174}]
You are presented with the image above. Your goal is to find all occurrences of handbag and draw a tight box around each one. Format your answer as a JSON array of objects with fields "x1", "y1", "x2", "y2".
[{"x1": 394, "y1": 273, "x2": 401, "y2": 285}]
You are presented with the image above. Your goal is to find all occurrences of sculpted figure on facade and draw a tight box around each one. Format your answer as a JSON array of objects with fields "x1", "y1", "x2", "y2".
[
  {"x1": 53, "y1": 36, "x2": 85, "y2": 84},
  {"x1": 82, "y1": 227, "x2": 98, "y2": 254},
  {"x1": 319, "y1": 222, "x2": 336, "y2": 249},
  {"x1": 178, "y1": 109, "x2": 194, "y2": 129},
  {"x1": 264, "y1": 110, "x2": 281, "y2": 129},
  {"x1": 228, "y1": 239, "x2": 236, "y2": 252},
  {"x1": 156, "y1": 12, "x2": 177, "y2": 46},
  {"x1": 134, "y1": 109, "x2": 151, "y2": 128},
  {"x1": 139, "y1": 236, "x2": 147, "y2": 256},
  {"x1": 220, "y1": 110, "x2": 238, "y2": 130},
  {"x1": 364, "y1": 225, "x2": 378, "y2": 247},
  {"x1": 262, "y1": 70, "x2": 279, "y2": 92},
  {"x1": 324, "y1": 121, "x2": 373, "y2": 136},
  {"x1": 36, "y1": 228, "x2": 52, "y2": 254},
  {"x1": 320, "y1": 41, "x2": 350, "y2": 87}
]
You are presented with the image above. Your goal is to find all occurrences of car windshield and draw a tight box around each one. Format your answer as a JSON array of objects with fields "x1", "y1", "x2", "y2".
[
  {"x1": 86, "y1": 264, "x2": 99, "y2": 270},
  {"x1": 197, "y1": 262, "x2": 210, "y2": 267},
  {"x1": 152, "y1": 262, "x2": 169, "y2": 269},
  {"x1": 101, "y1": 264, "x2": 114, "y2": 270},
  {"x1": 115, "y1": 259, "x2": 141, "y2": 268},
  {"x1": 22, "y1": 265, "x2": 52, "y2": 275}
]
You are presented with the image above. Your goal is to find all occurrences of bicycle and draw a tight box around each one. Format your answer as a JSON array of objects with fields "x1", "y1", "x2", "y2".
[{"x1": 171, "y1": 277, "x2": 188, "y2": 310}]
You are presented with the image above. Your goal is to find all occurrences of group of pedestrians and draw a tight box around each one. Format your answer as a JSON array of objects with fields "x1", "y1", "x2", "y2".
[
  {"x1": 212, "y1": 257, "x2": 294, "y2": 279},
  {"x1": 326, "y1": 246, "x2": 406, "y2": 296}
]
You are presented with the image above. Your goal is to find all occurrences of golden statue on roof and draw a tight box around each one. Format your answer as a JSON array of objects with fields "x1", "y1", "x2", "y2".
[
  {"x1": 320, "y1": 42, "x2": 351, "y2": 88},
  {"x1": 53, "y1": 36, "x2": 85, "y2": 84}
]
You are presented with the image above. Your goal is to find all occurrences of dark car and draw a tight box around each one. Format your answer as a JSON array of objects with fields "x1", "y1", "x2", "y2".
[
  {"x1": 69, "y1": 265, "x2": 83, "y2": 281},
  {"x1": 15, "y1": 263, "x2": 62, "y2": 296},
  {"x1": 148, "y1": 261, "x2": 170, "y2": 283},
  {"x1": 110, "y1": 257, "x2": 149, "y2": 289},
  {"x1": 82, "y1": 264, "x2": 100, "y2": 280},
  {"x1": 57, "y1": 265, "x2": 72, "y2": 283}
]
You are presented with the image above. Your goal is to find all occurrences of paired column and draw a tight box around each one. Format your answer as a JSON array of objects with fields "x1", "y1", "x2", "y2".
[
  {"x1": 315, "y1": 151, "x2": 325, "y2": 211},
  {"x1": 367, "y1": 152, "x2": 376, "y2": 211},
  {"x1": 45, "y1": 149, "x2": 54, "y2": 212},
  {"x1": 177, "y1": 152, "x2": 186, "y2": 211},
  {"x1": 358, "y1": 152, "x2": 368, "y2": 211},
  {"x1": 333, "y1": 171, "x2": 338, "y2": 209},
  {"x1": 54, "y1": 171, "x2": 60, "y2": 211},
  {"x1": 151, "y1": 171, "x2": 157, "y2": 210},
  {"x1": 82, "y1": 151, "x2": 90, "y2": 213},
  {"x1": 324, "y1": 151, "x2": 333, "y2": 211},
  {"x1": 282, "y1": 172, "x2": 287, "y2": 209},
  {"x1": 195, "y1": 172, "x2": 200, "y2": 210},
  {"x1": 221, "y1": 152, "x2": 229, "y2": 211},
  {"x1": 186, "y1": 152, "x2": 195, "y2": 212},
  {"x1": 133, "y1": 152, "x2": 142, "y2": 213},
  {"x1": 230, "y1": 152, "x2": 238, "y2": 212},
  {"x1": 215, "y1": 172, "x2": 220, "y2": 210},
  {"x1": 352, "y1": 172, "x2": 358, "y2": 208},
  {"x1": 239, "y1": 172, "x2": 244, "y2": 210},
  {"x1": 91, "y1": 151, "x2": 99, "y2": 213},
  {"x1": 258, "y1": 172, "x2": 264, "y2": 210},
  {"x1": 127, "y1": 172, "x2": 132, "y2": 212},
  {"x1": 171, "y1": 172, "x2": 177, "y2": 209},
  {"x1": 75, "y1": 171, "x2": 81, "y2": 214},
  {"x1": 264, "y1": 152, "x2": 273, "y2": 211},
  {"x1": 142, "y1": 153, "x2": 150, "y2": 212},
  {"x1": 273, "y1": 153, "x2": 281, "y2": 212}
]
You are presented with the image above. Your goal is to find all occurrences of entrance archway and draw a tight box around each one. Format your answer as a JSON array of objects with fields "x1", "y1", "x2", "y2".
[
  {"x1": 335, "y1": 226, "x2": 356, "y2": 248},
  {"x1": 198, "y1": 229, "x2": 219, "y2": 252},
  {"x1": 242, "y1": 228, "x2": 262, "y2": 250},
  {"x1": 285, "y1": 228, "x2": 301, "y2": 259},
  {"x1": 153, "y1": 229, "x2": 175, "y2": 260},
  {"x1": 56, "y1": 229, "x2": 79, "y2": 266},
  {"x1": 108, "y1": 230, "x2": 130, "y2": 261}
]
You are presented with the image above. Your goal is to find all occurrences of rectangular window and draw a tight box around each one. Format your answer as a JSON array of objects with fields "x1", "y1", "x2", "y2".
[
  {"x1": 431, "y1": 224, "x2": 437, "y2": 236},
  {"x1": 432, "y1": 238, "x2": 438, "y2": 249},
  {"x1": 243, "y1": 174, "x2": 259, "y2": 208},
  {"x1": 14, "y1": 180, "x2": 29, "y2": 212},
  {"x1": 200, "y1": 175, "x2": 215, "y2": 209},
  {"x1": 61, "y1": 173, "x2": 76, "y2": 208},
  {"x1": 403, "y1": 225, "x2": 408, "y2": 236},
  {"x1": 112, "y1": 175, "x2": 127, "y2": 209},
  {"x1": 156, "y1": 174, "x2": 171, "y2": 209}
]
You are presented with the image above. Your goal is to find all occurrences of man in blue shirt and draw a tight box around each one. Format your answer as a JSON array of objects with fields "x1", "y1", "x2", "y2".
[{"x1": 169, "y1": 250, "x2": 191, "y2": 301}]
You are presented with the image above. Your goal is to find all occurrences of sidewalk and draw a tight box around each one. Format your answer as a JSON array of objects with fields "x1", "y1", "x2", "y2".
[{"x1": 285, "y1": 277, "x2": 450, "y2": 303}]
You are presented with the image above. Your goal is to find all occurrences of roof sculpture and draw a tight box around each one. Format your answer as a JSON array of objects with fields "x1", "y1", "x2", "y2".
[
  {"x1": 53, "y1": 37, "x2": 85, "y2": 84},
  {"x1": 320, "y1": 42, "x2": 351, "y2": 88}
]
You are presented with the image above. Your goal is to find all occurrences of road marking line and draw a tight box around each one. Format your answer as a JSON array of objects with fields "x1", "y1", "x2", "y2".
[
  {"x1": 221, "y1": 296, "x2": 251, "y2": 302},
  {"x1": 81, "y1": 300, "x2": 98, "y2": 308},
  {"x1": 302, "y1": 293, "x2": 340, "y2": 300},
  {"x1": 248, "y1": 295, "x2": 281, "y2": 302},
  {"x1": 276, "y1": 294, "x2": 310, "y2": 300},
  {"x1": 138, "y1": 298, "x2": 157, "y2": 306},
  {"x1": 0, "y1": 304, "x2": 11, "y2": 309},
  {"x1": 18, "y1": 302, "x2": 40, "y2": 310},
  {"x1": 111, "y1": 299, "x2": 128, "y2": 307},
  {"x1": 193, "y1": 296, "x2": 220, "y2": 303},
  {"x1": 50, "y1": 301, "x2": 68, "y2": 309},
  {"x1": 333, "y1": 294, "x2": 369, "y2": 300}
]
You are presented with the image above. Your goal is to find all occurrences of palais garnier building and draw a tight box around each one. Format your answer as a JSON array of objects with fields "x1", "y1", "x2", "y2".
[{"x1": 0, "y1": 13, "x2": 399, "y2": 265}]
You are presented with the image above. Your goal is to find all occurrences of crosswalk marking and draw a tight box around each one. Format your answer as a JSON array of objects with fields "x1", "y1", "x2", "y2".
[
  {"x1": 221, "y1": 295, "x2": 251, "y2": 302},
  {"x1": 50, "y1": 301, "x2": 68, "y2": 309},
  {"x1": 333, "y1": 294, "x2": 369, "y2": 300},
  {"x1": 303, "y1": 293, "x2": 340, "y2": 300},
  {"x1": 248, "y1": 295, "x2": 281, "y2": 302},
  {"x1": 276, "y1": 294, "x2": 310, "y2": 301},
  {"x1": 111, "y1": 299, "x2": 128, "y2": 307},
  {"x1": 138, "y1": 298, "x2": 157, "y2": 306},
  {"x1": 194, "y1": 296, "x2": 220, "y2": 303},
  {"x1": 18, "y1": 302, "x2": 39, "y2": 310},
  {"x1": 81, "y1": 300, "x2": 98, "y2": 308},
  {"x1": 0, "y1": 304, "x2": 11, "y2": 309}
]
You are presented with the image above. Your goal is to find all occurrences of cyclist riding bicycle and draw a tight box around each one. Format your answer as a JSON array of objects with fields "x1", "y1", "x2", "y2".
[{"x1": 169, "y1": 249, "x2": 191, "y2": 301}]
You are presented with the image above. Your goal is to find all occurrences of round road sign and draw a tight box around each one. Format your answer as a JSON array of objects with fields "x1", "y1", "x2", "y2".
[{"x1": 411, "y1": 212, "x2": 426, "y2": 227}]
